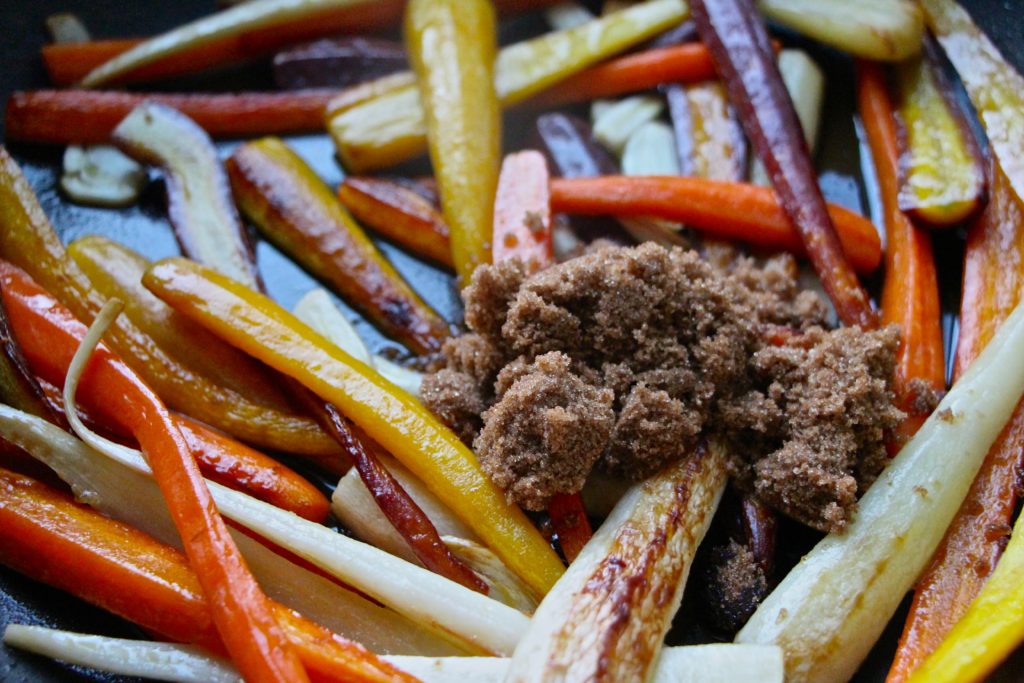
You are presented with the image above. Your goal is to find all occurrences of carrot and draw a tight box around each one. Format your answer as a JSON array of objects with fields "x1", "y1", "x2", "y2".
[
  {"x1": 887, "y1": 163, "x2": 1024, "y2": 682},
  {"x1": 0, "y1": 467, "x2": 416, "y2": 683},
  {"x1": 491, "y1": 151, "x2": 592, "y2": 562},
  {"x1": 5, "y1": 89, "x2": 338, "y2": 145},
  {"x1": 337, "y1": 177, "x2": 452, "y2": 268},
  {"x1": 857, "y1": 62, "x2": 944, "y2": 448},
  {"x1": 548, "y1": 176, "x2": 882, "y2": 274},
  {"x1": 42, "y1": 39, "x2": 144, "y2": 87},
  {"x1": 0, "y1": 262, "x2": 307, "y2": 683}
]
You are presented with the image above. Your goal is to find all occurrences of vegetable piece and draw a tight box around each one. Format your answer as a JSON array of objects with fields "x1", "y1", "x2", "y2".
[
  {"x1": 492, "y1": 151, "x2": 553, "y2": 270},
  {"x1": 0, "y1": 402, "x2": 461, "y2": 658},
  {"x1": 667, "y1": 81, "x2": 745, "y2": 181},
  {"x1": 0, "y1": 300, "x2": 61, "y2": 426},
  {"x1": 42, "y1": 39, "x2": 144, "y2": 86},
  {"x1": 5, "y1": 89, "x2": 338, "y2": 146},
  {"x1": 61, "y1": 145, "x2": 146, "y2": 208},
  {"x1": 735, "y1": 280, "x2": 1024, "y2": 682},
  {"x1": 66, "y1": 302, "x2": 311, "y2": 683},
  {"x1": 143, "y1": 257, "x2": 566, "y2": 598},
  {"x1": 622, "y1": 121, "x2": 681, "y2": 177},
  {"x1": 44, "y1": 13, "x2": 91, "y2": 45},
  {"x1": 405, "y1": 0, "x2": 500, "y2": 283},
  {"x1": 544, "y1": 2, "x2": 593, "y2": 31},
  {"x1": 0, "y1": 147, "x2": 336, "y2": 460},
  {"x1": 274, "y1": 37, "x2": 407, "y2": 90},
  {"x1": 0, "y1": 467, "x2": 422, "y2": 682},
  {"x1": 506, "y1": 442, "x2": 728, "y2": 682},
  {"x1": 113, "y1": 103, "x2": 261, "y2": 290},
  {"x1": 892, "y1": 40, "x2": 984, "y2": 227},
  {"x1": 0, "y1": 261, "x2": 330, "y2": 521},
  {"x1": 79, "y1": 0, "x2": 402, "y2": 87},
  {"x1": 757, "y1": 0, "x2": 923, "y2": 61},
  {"x1": 858, "y1": 62, "x2": 944, "y2": 448},
  {"x1": 546, "y1": 493, "x2": 591, "y2": 564},
  {"x1": 888, "y1": 163, "x2": 1024, "y2": 683},
  {"x1": 530, "y1": 42, "x2": 718, "y2": 109},
  {"x1": 592, "y1": 95, "x2": 664, "y2": 156},
  {"x1": 693, "y1": 0, "x2": 877, "y2": 328},
  {"x1": 749, "y1": 49, "x2": 824, "y2": 186},
  {"x1": 293, "y1": 288, "x2": 424, "y2": 398},
  {"x1": 328, "y1": 0, "x2": 689, "y2": 172},
  {"x1": 338, "y1": 177, "x2": 452, "y2": 268},
  {"x1": 227, "y1": 137, "x2": 450, "y2": 354},
  {"x1": 903, "y1": 503, "x2": 1024, "y2": 683},
  {"x1": 550, "y1": 176, "x2": 881, "y2": 273},
  {"x1": 5, "y1": 625, "x2": 240, "y2": 683}
]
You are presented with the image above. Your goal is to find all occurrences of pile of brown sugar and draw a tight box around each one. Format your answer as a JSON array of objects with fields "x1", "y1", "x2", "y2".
[{"x1": 422, "y1": 242, "x2": 903, "y2": 532}]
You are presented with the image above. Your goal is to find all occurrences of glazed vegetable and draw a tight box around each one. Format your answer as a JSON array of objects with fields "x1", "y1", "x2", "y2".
[
  {"x1": 274, "y1": 37, "x2": 407, "y2": 90},
  {"x1": 67, "y1": 301, "x2": 310, "y2": 683},
  {"x1": 892, "y1": 40, "x2": 984, "y2": 227},
  {"x1": 903, "y1": 506, "x2": 1024, "y2": 683},
  {"x1": 736, "y1": 276, "x2": 1024, "y2": 682},
  {"x1": 329, "y1": 0, "x2": 689, "y2": 172},
  {"x1": 143, "y1": 257, "x2": 566, "y2": 597},
  {"x1": 405, "y1": 0, "x2": 499, "y2": 283},
  {"x1": 113, "y1": 103, "x2": 261, "y2": 290},
  {"x1": 888, "y1": 167, "x2": 1024, "y2": 682},
  {"x1": 758, "y1": 0, "x2": 923, "y2": 61},
  {"x1": 42, "y1": 38, "x2": 143, "y2": 86},
  {"x1": 0, "y1": 147, "x2": 336, "y2": 459},
  {"x1": 0, "y1": 467, "x2": 419, "y2": 682},
  {"x1": 506, "y1": 442, "x2": 727, "y2": 682},
  {"x1": 337, "y1": 177, "x2": 452, "y2": 268},
  {"x1": 492, "y1": 151, "x2": 553, "y2": 270},
  {"x1": 668, "y1": 81, "x2": 745, "y2": 181},
  {"x1": 549, "y1": 176, "x2": 881, "y2": 273},
  {"x1": 693, "y1": 0, "x2": 876, "y2": 328},
  {"x1": 5, "y1": 89, "x2": 338, "y2": 145},
  {"x1": 79, "y1": 0, "x2": 401, "y2": 87},
  {"x1": 858, "y1": 62, "x2": 944, "y2": 447},
  {"x1": 228, "y1": 138, "x2": 450, "y2": 354},
  {"x1": 0, "y1": 299, "x2": 60, "y2": 425},
  {"x1": 60, "y1": 144, "x2": 146, "y2": 208}
]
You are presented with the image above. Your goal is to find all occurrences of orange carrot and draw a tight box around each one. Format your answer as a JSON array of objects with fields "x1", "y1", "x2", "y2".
[
  {"x1": 549, "y1": 176, "x2": 882, "y2": 274},
  {"x1": 5, "y1": 90, "x2": 338, "y2": 145},
  {"x1": 887, "y1": 163, "x2": 1024, "y2": 682},
  {"x1": 0, "y1": 260, "x2": 307, "y2": 683},
  {"x1": 857, "y1": 62, "x2": 944, "y2": 448},
  {"x1": 42, "y1": 39, "x2": 144, "y2": 86},
  {"x1": 337, "y1": 177, "x2": 452, "y2": 268},
  {"x1": 491, "y1": 151, "x2": 591, "y2": 561},
  {"x1": 0, "y1": 467, "x2": 416, "y2": 683}
]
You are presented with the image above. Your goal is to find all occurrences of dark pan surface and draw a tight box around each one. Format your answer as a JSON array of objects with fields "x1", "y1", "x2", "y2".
[{"x1": 0, "y1": 1, "x2": 1021, "y2": 681}]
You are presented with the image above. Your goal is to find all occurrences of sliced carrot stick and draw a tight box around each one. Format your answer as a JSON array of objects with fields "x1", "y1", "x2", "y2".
[
  {"x1": 337, "y1": 177, "x2": 452, "y2": 268},
  {"x1": 0, "y1": 467, "x2": 416, "y2": 683},
  {"x1": 491, "y1": 151, "x2": 591, "y2": 562},
  {"x1": 549, "y1": 176, "x2": 882, "y2": 274},
  {"x1": 42, "y1": 39, "x2": 144, "y2": 87},
  {"x1": 887, "y1": 163, "x2": 1024, "y2": 682},
  {"x1": 857, "y1": 62, "x2": 944, "y2": 448},
  {"x1": 2, "y1": 264, "x2": 307, "y2": 683},
  {"x1": 5, "y1": 90, "x2": 338, "y2": 145}
]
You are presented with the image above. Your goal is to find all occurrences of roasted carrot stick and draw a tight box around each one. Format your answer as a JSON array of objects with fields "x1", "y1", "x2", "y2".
[
  {"x1": 549, "y1": 176, "x2": 882, "y2": 274},
  {"x1": 491, "y1": 151, "x2": 591, "y2": 562},
  {"x1": 337, "y1": 178, "x2": 453, "y2": 268},
  {"x1": 42, "y1": 39, "x2": 144, "y2": 86},
  {"x1": 693, "y1": 0, "x2": 877, "y2": 328},
  {"x1": 887, "y1": 164, "x2": 1024, "y2": 682},
  {"x1": 0, "y1": 467, "x2": 416, "y2": 683},
  {"x1": 5, "y1": 90, "x2": 338, "y2": 145},
  {"x1": 857, "y1": 62, "x2": 944, "y2": 448},
  {"x1": 0, "y1": 263, "x2": 330, "y2": 522}
]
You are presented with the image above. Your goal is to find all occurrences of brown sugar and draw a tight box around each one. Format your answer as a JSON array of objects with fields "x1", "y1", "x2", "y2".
[{"x1": 423, "y1": 242, "x2": 902, "y2": 532}]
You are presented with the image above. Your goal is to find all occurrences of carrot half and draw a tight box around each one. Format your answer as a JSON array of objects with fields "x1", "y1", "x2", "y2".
[
  {"x1": 491, "y1": 151, "x2": 592, "y2": 562},
  {"x1": 0, "y1": 467, "x2": 416, "y2": 683},
  {"x1": 888, "y1": 163, "x2": 1024, "y2": 682},
  {"x1": 0, "y1": 265, "x2": 329, "y2": 523},
  {"x1": 0, "y1": 261, "x2": 307, "y2": 683},
  {"x1": 42, "y1": 39, "x2": 144, "y2": 87},
  {"x1": 857, "y1": 62, "x2": 944, "y2": 448},
  {"x1": 548, "y1": 176, "x2": 882, "y2": 274},
  {"x1": 5, "y1": 89, "x2": 338, "y2": 145}
]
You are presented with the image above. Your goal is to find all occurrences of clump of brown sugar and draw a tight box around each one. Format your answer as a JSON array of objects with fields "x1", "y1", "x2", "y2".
[{"x1": 422, "y1": 242, "x2": 902, "y2": 532}]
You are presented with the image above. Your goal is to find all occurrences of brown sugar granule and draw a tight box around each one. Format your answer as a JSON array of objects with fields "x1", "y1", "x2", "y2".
[{"x1": 423, "y1": 242, "x2": 902, "y2": 529}]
